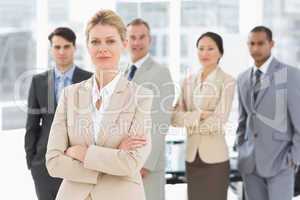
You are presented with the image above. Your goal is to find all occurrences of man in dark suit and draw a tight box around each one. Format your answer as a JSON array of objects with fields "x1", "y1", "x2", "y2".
[{"x1": 24, "y1": 27, "x2": 92, "y2": 200}]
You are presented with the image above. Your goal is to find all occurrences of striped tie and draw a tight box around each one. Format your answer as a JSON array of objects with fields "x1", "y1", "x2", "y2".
[{"x1": 253, "y1": 69, "x2": 262, "y2": 102}]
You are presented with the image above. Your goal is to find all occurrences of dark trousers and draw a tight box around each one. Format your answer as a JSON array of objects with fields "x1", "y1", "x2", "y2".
[
  {"x1": 295, "y1": 169, "x2": 300, "y2": 196},
  {"x1": 31, "y1": 163, "x2": 62, "y2": 200}
]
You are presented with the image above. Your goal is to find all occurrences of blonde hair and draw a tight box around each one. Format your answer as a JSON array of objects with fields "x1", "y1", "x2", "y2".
[{"x1": 85, "y1": 9, "x2": 126, "y2": 42}]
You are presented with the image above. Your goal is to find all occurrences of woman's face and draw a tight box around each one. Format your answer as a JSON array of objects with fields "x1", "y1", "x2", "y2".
[
  {"x1": 197, "y1": 36, "x2": 222, "y2": 68},
  {"x1": 87, "y1": 24, "x2": 127, "y2": 72}
]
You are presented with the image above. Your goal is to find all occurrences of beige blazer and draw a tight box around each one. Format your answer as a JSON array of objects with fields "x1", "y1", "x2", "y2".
[
  {"x1": 172, "y1": 67, "x2": 236, "y2": 163},
  {"x1": 124, "y1": 56, "x2": 174, "y2": 172},
  {"x1": 124, "y1": 56, "x2": 174, "y2": 200},
  {"x1": 46, "y1": 76, "x2": 153, "y2": 200}
]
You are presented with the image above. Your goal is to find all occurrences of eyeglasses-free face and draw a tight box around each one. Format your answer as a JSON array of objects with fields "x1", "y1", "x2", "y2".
[
  {"x1": 197, "y1": 36, "x2": 222, "y2": 68},
  {"x1": 50, "y1": 36, "x2": 76, "y2": 69},
  {"x1": 87, "y1": 24, "x2": 127, "y2": 72}
]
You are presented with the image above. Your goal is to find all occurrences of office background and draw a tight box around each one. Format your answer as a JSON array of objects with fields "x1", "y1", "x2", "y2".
[{"x1": 0, "y1": 0, "x2": 300, "y2": 199}]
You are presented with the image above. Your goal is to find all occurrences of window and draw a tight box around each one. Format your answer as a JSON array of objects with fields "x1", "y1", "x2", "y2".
[
  {"x1": 263, "y1": 0, "x2": 300, "y2": 67},
  {"x1": 116, "y1": 1, "x2": 170, "y2": 65},
  {"x1": 180, "y1": 0, "x2": 240, "y2": 79},
  {"x1": 47, "y1": 0, "x2": 87, "y2": 68},
  {"x1": 162, "y1": 34, "x2": 169, "y2": 57},
  {"x1": 0, "y1": 0, "x2": 37, "y2": 130}
]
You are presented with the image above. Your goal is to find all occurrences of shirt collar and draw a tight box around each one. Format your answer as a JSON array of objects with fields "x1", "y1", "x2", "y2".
[
  {"x1": 92, "y1": 73, "x2": 121, "y2": 106},
  {"x1": 197, "y1": 66, "x2": 219, "y2": 83},
  {"x1": 253, "y1": 55, "x2": 273, "y2": 75},
  {"x1": 54, "y1": 64, "x2": 76, "y2": 80},
  {"x1": 131, "y1": 53, "x2": 150, "y2": 69}
]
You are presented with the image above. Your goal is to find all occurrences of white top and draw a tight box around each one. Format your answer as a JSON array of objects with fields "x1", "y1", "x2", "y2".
[
  {"x1": 131, "y1": 53, "x2": 150, "y2": 69},
  {"x1": 91, "y1": 74, "x2": 121, "y2": 143}
]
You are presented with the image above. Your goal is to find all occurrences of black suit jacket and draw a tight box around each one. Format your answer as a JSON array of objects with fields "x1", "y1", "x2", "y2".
[{"x1": 25, "y1": 66, "x2": 92, "y2": 169}]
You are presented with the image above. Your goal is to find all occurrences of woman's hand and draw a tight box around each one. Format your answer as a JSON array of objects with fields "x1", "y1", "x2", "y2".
[
  {"x1": 200, "y1": 110, "x2": 213, "y2": 120},
  {"x1": 65, "y1": 145, "x2": 88, "y2": 162},
  {"x1": 118, "y1": 135, "x2": 147, "y2": 151},
  {"x1": 140, "y1": 168, "x2": 150, "y2": 178}
]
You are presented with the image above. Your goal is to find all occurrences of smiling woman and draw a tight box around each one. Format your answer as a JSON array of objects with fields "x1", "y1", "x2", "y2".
[{"x1": 45, "y1": 9, "x2": 154, "y2": 200}]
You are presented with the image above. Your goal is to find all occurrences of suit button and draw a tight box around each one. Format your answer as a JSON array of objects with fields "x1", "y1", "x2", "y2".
[{"x1": 254, "y1": 133, "x2": 258, "y2": 138}]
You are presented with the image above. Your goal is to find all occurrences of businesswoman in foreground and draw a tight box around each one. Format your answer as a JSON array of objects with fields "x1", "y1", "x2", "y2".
[
  {"x1": 172, "y1": 32, "x2": 235, "y2": 200},
  {"x1": 46, "y1": 10, "x2": 153, "y2": 200}
]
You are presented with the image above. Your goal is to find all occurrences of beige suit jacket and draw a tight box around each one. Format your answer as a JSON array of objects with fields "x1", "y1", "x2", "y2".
[
  {"x1": 46, "y1": 76, "x2": 153, "y2": 200},
  {"x1": 172, "y1": 67, "x2": 235, "y2": 163},
  {"x1": 124, "y1": 56, "x2": 174, "y2": 200},
  {"x1": 124, "y1": 56, "x2": 174, "y2": 172}
]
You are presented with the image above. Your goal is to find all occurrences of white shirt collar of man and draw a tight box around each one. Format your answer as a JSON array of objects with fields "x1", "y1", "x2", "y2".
[
  {"x1": 131, "y1": 53, "x2": 150, "y2": 69},
  {"x1": 253, "y1": 55, "x2": 273, "y2": 75},
  {"x1": 54, "y1": 64, "x2": 75, "y2": 79},
  {"x1": 92, "y1": 73, "x2": 121, "y2": 108}
]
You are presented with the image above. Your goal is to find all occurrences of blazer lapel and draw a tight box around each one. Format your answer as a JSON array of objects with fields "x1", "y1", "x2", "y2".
[
  {"x1": 47, "y1": 69, "x2": 57, "y2": 113},
  {"x1": 72, "y1": 66, "x2": 87, "y2": 84},
  {"x1": 132, "y1": 56, "x2": 153, "y2": 83},
  {"x1": 78, "y1": 77, "x2": 94, "y2": 145},
  {"x1": 123, "y1": 63, "x2": 130, "y2": 77},
  {"x1": 254, "y1": 58, "x2": 277, "y2": 108},
  {"x1": 71, "y1": 66, "x2": 80, "y2": 83}
]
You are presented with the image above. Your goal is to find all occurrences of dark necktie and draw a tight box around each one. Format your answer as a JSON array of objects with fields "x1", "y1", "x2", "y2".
[
  {"x1": 253, "y1": 69, "x2": 262, "y2": 102},
  {"x1": 128, "y1": 65, "x2": 137, "y2": 81}
]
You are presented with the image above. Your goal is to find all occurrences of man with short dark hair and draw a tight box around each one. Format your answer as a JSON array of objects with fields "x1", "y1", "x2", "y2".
[
  {"x1": 236, "y1": 25, "x2": 300, "y2": 200},
  {"x1": 24, "y1": 27, "x2": 92, "y2": 200},
  {"x1": 125, "y1": 18, "x2": 174, "y2": 200}
]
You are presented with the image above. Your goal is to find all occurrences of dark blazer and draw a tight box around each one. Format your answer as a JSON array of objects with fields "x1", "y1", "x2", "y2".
[{"x1": 25, "y1": 66, "x2": 92, "y2": 169}]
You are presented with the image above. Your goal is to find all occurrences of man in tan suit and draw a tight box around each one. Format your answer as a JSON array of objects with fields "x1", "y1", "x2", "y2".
[{"x1": 125, "y1": 18, "x2": 175, "y2": 200}]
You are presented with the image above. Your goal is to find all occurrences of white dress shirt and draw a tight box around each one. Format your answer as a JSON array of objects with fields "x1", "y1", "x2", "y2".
[
  {"x1": 130, "y1": 53, "x2": 150, "y2": 69},
  {"x1": 91, "y1": 73, "x2": 121, "y2": 143},
  {"x1": 253, "y1": 55, "x2": 273, "y2": 79}
]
